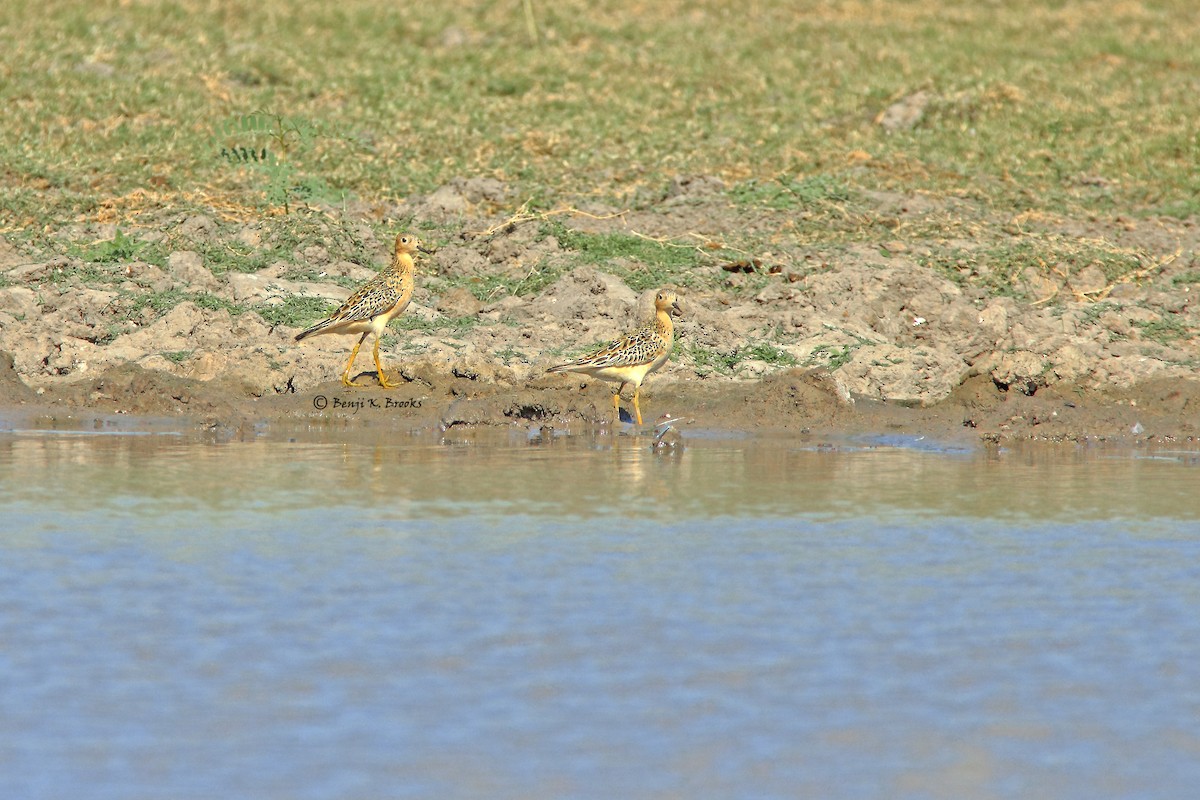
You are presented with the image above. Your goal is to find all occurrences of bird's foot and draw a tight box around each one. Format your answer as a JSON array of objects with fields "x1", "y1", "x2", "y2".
[{"x1": 377, "y1": 371, "x2": 403, "y2": 389}]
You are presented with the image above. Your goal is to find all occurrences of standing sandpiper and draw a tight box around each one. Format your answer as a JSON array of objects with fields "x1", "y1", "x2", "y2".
[
  {"x1": 547, "y1": 289, "x2": 683, "y2": 425},
  {"x1": 294, "y1": 234, "x2": 430, "y2": 388}
]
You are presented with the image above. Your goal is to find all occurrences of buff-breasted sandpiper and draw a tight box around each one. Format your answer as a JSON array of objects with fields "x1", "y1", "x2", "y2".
[
  {"x1": 294, "y1": 234, "x2": 430, "y2": 388},
  {"x1": 547, "y1": 289, "x2": 682, "y2": 425}
]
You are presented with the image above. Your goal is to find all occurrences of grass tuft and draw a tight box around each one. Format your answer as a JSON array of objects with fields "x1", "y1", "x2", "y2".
[
  {"x1": 547, "y1": 222, "x2": 702, "y2": 290},
  {"x1": 730, "y1": 175, "x2": 852, "y2": 210},
  {"x1": 257, "y1": 296, "x2": 338, "y2": 328}
]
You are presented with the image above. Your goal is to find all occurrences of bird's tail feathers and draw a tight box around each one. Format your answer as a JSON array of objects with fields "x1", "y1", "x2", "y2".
[
  {"x1": 546, "y1": 362, "x2": 582, "y2": 374},
  {"x1": 294, "y1": 316, "x2": 337, "y2": 342}
]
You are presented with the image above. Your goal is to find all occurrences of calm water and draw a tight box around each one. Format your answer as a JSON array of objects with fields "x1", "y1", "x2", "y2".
[{"x1": 1, "y1": 420, "x2": 1199, "y2": 799}]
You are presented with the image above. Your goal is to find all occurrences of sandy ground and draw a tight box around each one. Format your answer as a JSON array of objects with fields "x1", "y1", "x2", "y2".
[{"x1": 1, "y1": 181, "x2": 1198, "y2": 447}]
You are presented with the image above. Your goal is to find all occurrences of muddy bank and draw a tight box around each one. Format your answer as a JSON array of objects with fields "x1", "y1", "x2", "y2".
[
  {"x1": 1, "y1": 184, "x2": 1198, "y2": 446},
  {"x1": 2, "y1": 351, "x2": 1197, "y2": 448}
]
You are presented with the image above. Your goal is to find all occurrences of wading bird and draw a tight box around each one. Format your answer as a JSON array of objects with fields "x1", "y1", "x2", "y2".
[
  {"x1": 547, "y1": 289, "x2": 683, "y2": 425},
  {"x1": 294, "y1": 234, "x2": 430, "y2": 388}
]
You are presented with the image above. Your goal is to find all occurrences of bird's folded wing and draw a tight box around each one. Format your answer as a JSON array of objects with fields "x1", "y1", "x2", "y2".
[
  {"x1": 331, "y1": 283, "x2": 393, "y2": 323},
  {"x1": 574, "y1": 328, "x2": 657, "y2": 368}
]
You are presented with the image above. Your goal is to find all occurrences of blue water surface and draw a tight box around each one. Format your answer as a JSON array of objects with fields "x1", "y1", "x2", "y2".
[{"x1": 1, "y1": 429, "x2": 1198, "y2": 799}]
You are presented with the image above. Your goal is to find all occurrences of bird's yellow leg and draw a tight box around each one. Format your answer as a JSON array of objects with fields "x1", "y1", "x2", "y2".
[
  {"x1": 632, "y1": 386, "x2": 643, "y2": 426},
  {"x1": 372, "y1": 335, "x2": 401, "y2": 389},
  {"x1": 340, "y1": 333, "x2": 369, "y2": 387},
  {"x1": 612, "y1": 382, "x2": 626, "y2": 421}
]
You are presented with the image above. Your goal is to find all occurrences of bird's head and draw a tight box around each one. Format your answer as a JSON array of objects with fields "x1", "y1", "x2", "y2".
[
  {"x1": 395, "y1": 234, "x2": 435, "y2": 256},
  {"x1": 655, "y1": 289, "x2": 683, "y2": 318}
]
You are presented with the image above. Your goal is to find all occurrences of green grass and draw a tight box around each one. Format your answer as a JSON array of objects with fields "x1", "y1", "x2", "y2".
[
  {"x1": 280, "y1": 267, "x2": 361, "y2": 290},
  {"x1": 447, "y1": 260, "x2": 568, "y2": 302},
  {"x1": 256, "y1": 295, "x2": 337, "y2": 328},
  {"x1": 29, "y1": 4, "x2": 1200, "y2": 211},
  {"x1": 919, "y1": 238, "x2": 1146, "y2": 299},
  {"x1": 1079, "y1": 300, "x2": 1121, "y2": 326},
  {"x1": 545, "y1": 340, "x2": 608, "y2": 361},
  {"x1": 1152, "y1": 198, "x2": 1200, "y2": 220},
  {"x1": 547, "y1": 222, "x2": 702, "y2": 290},
  {"x1": 803, "y1": 328, "x2": 880, "y2": 370},
  {"x1": 0, "y1": 0, "x2": 1196, "y2": 296},
  {"x1": 741, "y1": 342, "x2": 798, "y2": 367},
  {"x1": 729, "y1": 175, "x2": 852, "y2": 210},
  {"x1": 190, "y1": 211, "x2": 382, "y2": 275},
  {"x1": 805, "y1": 344, "x2": 857, "y2": 371},
  {"x1": 37, "y1": 262, "x2": 123, "y2": 287},
  {"x1": 493, "y1": 345, "x2": 528, "y2": 365},
  {"x1": 1133, "y1": 316, "x2": 1192, "y2": 345},
  {"x1": 109, "y1": 289, "x2": 333, "y2": 333},
  {"x1": 195, "y1": 239, "x2": 278, "y2": 275},
  {"x1": 683, "y1": 344, "x2": 742, "y2": 376},
  {"x1": 89, "y1": 289, "x2": 244, "y2": 343},
  {"x1": 128, "y1": 289, "x2": 241, "y2": 318},
  {"x1": 394, "y1": 313, "x2": 480, "y2": 337},
  {"x1": 683, "y1": 341, "x2": 798, "y2": 376}
]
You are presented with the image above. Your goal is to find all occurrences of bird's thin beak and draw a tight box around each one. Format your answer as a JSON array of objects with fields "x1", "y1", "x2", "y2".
[
  {"x1": 418, "y1": 245, "x2": 435, "y2": 254},
  {"x1": 671, "y1": 301, "x2": 683, "y2": 317}
]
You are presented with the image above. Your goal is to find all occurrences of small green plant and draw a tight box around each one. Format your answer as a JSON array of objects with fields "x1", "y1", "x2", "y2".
[
  {"x1": 805, "y1": 343, "x2": 857, "y2": 370},
  {"x1": 69, "y1": 229, "x2": 166, "y2": 269},
  {"x1": 162, "y1": 350, "x2": 193, "y2": 364},
  {"x1": 804, "y1": 329, "x2": 877, "y2": 370},
  {"x1": 494, "y1": 345, "x2": 527, "y2": 365},
  {"x1": 217, "y1": 111, "x2": 350, "y2": 214},
  {"x1": 1171, "y1": 270, "x2": 1200, "y2": 285},
  {"x1": 680, "y1": 344, "x2": 737, "y2": 376},
  {"x1": 740, "y1": 342, "x2": 798, "y2": 366},
  {"x1": 85, "y1": 228, "x2": 145, "y2": 262}
]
